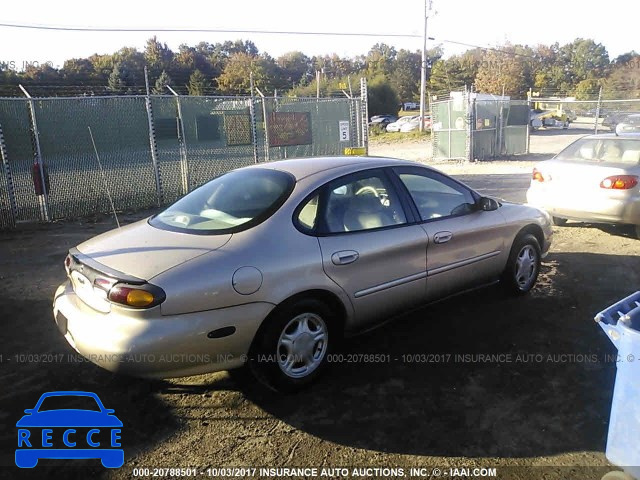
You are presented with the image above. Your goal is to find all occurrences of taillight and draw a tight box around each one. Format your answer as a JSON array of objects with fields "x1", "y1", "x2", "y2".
[
  {"x1": 532, "y1": 168, "x2": 550, "y2": 182},
  {"x1": 599, "y1": 175, "x2": 638, "y2": 190},
  {"x1": 108, "y1": 283, "x2": 166, "y2": 309},
  {"x1": 64, "y1": 254, "x2": 71, "y2": 274}
]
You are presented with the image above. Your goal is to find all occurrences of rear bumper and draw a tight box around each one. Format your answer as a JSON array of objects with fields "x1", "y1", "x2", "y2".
[
  {"x1": 53, "y1": 282, "x2": 274, "y2": 378},
  {"x1": 527, "y1": 186, "x2": 640, "y2": 225}
]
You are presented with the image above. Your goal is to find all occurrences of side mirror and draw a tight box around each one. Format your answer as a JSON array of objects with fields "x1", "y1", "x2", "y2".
[
  {"x1": 478, "y1": 197, "x2": 499, "y2": 212},
  {"x1": 24, "y1": 409, "x2": 34, "y2": 415}
]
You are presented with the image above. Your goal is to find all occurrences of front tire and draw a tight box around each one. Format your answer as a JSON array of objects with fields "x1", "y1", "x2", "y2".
[
  {"x1": 501, "y1": 234, "x2": 541, "y2": 295},
  {"x1": 249, "y1": 298, "x2": 334, "y2": 392}
]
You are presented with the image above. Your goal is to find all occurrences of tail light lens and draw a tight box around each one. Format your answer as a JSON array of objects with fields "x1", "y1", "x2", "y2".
[
  {"x1": 532, "y1": 168, "x2": 550, "y2": 182},
  {"x1": 108, "y1": 283, "x2": 166, "y2": 309},
  {"x1": 599, "y1": 175, "x2": 638, "y2": 190},
  {"x1": 64, "y1": 254, "x2": 71, "y2": 274}
]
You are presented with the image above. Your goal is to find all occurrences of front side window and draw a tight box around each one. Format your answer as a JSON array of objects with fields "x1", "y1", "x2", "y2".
[
  {"x1": 150, "y1": 168, "x2": 294, "y2": 234},
  {"x1": 320, "y1": 172, "x2": 406, "y2": 234},
  {"x1": 398, "y1": 172, "x2": 476, "y2": 220}
]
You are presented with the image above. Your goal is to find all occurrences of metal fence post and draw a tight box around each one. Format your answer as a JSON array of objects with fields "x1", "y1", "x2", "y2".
[
  {"x1": 0, "y1": 123, "x2": 18, "y2": 225},
  {"x1": 466, "y1": 93, "x2": 474, "y2": 162},
  {"x1": 167, "y1": 86, "x2": 189, "y2": 194},
  {"x1": 19, "y1": 85, "x2": 50, "y2": 221},
  {"x1": 595, "y1": 86, "x2": 603, "y2": 134},
  {"x1": 360, "y1": 77, "x2": 369, "y2": 155},
  {"x1": 254, "y1": 85, "x2": 270, "y2": 163},
  {"x1": 249, "y1": 74, "x2": 260, "y2": 164},
  {"x1": 144, "y1": 68, "x2": 163, "y2": 206}
]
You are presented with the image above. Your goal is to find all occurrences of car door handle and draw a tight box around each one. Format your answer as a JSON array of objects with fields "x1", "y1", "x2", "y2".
[
  {"x1": 433, "y1": 231, "x2": 453, "y2": 244},
  {"x1": 331, "y1": 250, "x2": 359, "y2": 265}
]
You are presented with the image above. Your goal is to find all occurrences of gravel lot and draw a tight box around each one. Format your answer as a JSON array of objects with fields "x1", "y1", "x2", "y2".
[{"x1": 1, "y1": 127, "x2": 639, "y2": 480}]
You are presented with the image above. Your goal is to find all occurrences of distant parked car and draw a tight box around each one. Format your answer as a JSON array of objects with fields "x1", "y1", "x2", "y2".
[
  {"x1": 54, "y1": 157, "x2": 552, "y2": 392},
  {"x1": 386, "y1": 116, "x2": 417, "y2": 132},
  {"x1": 526, "y1": 134, "x2": 640, "y2": 238},
  {"x1": 368, "y1": 115, "x2": 398, "y2": 127},
  {"x1": 403, "y1": 102, "x2": 419, "y2": 111},
  {"x1": 586, "y1": 108, "x2": 610, "y2": 118},
  {"x1": 615, "y1": 114, "x2": 640, "y2": 137},
  {"x1": 400, "y1": 116, "x2": 432, "y2": 132},
  {"x1": 603, "y1": 112, "x2": 639, "y2": 131}
]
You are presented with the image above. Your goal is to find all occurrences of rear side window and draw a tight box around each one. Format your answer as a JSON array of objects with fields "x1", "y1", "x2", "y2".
[{"x1": 556, "y1": 138, "x2": 640, "y2": 165}]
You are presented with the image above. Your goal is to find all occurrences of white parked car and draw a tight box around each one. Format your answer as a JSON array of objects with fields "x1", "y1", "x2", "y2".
[
  {"x1": 386, "y1": 116, "x2": 416, "y2": 132},
  {"x1": 400, "y1": 116, "x2": 432, "y2": 133}
]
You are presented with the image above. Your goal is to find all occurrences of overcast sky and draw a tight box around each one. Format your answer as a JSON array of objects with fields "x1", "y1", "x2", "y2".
[{"x1": 1, "y1": 0, "x2": 636, "y2": 70}]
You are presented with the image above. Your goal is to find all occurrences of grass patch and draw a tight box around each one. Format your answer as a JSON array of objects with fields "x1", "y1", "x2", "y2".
[{"x1": 369, "y1": 129, "x2": 431, "y2": 144}]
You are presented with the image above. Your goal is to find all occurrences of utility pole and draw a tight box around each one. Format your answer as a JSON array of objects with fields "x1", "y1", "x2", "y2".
[{"x1": 419, "y1": 0, "x2": 433, "y2": 132}]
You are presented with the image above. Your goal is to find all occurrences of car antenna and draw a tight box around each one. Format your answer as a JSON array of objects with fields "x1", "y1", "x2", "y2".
[{"x1": 88, "y1": 126, "x2": 121, "y2": 228}]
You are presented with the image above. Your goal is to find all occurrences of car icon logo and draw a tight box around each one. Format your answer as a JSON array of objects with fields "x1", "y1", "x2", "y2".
[{"x1": 15, "y1": 391, "x2": 123, "y2": 468}]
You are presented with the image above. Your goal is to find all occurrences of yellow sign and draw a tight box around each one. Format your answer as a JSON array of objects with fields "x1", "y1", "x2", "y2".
[{"x1": 344, "y1": 147, "x2": 366, "y2": 156}]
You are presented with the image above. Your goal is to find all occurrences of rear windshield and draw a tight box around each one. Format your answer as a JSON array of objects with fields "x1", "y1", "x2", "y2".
[
  {"x1": 556, "y1": 138, "x2": 640, "y2": 165},
  {"x1": 150, "y1": 168, "x2": 294, "y2": 234}
]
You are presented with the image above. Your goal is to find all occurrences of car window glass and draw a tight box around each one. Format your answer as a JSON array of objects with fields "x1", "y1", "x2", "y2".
[
  {"x1": 297, "y1": 194, "x2": 319, "y2": 230},
  {"x1": 149, "y1": 169, "x2": 293, "y2": 234},
  {"x1": 322, "y1": 174, "x2": 406, "y2": 233},
  {"x1": 556, "y1": 138, "x2": 640, "y2": 165},
  {"x1": 399, "y1": 173, "x2": 475, "y2": 220}
]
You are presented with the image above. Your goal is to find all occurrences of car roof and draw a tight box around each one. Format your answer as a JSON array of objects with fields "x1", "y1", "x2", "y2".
[
  {"x1": 580, "y1": 134, "x2": 640, "y2": 141},
  {"x1": 243, "y1": 156, "x2": 426, "y2": 181}
]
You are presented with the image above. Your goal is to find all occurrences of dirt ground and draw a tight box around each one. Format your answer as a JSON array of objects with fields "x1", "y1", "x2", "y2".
[{"x1": 1, "y1": 128, "x2": 639, "y2": 480}]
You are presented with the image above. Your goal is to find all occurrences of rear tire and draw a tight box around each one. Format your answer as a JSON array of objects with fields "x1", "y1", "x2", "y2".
[
  {"x1": 501, "y1": 234, "x2": 541, "y2": 295},
  {"x1": 248, "y1": 298, "x2": 334, "y2": 393},
  {"x1": 551, "y1": 216, "x2": 567, "y2": 226}
]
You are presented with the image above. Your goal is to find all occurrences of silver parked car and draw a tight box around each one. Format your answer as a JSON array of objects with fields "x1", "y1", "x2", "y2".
[
  {"x1": 54, "y1": 157, "x2": 552, "y2": 391},
  {"x1": 615, "y1": 114, "x2": 640, "y2": 137},
  {"x1": 526, "y1": 135, "x2": 640, "y2": 238}
]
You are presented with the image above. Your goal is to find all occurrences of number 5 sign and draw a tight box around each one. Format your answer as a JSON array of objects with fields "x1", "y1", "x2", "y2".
[{"x1": 338, "y1": 121, "x2": 350, "y2": 142}]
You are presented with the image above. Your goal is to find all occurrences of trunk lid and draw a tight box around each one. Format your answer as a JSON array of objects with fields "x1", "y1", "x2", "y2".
[{"x1": 76, "y1": 218, "x2": 231, "y2": 280}]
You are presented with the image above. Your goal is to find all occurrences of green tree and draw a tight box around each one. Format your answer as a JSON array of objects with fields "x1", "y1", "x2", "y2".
[
  {"x1": 277, "y1": 51, "x2": 312, "y2": 88},
  {"x1": 367, "y1": 75, "x2": 399, "y2": 116},
  {"x1": 575, "y1": 78, "x2": 602, "y2": 100},
  {"x1": 366, "y1": 43, "x2": 397, "y2": 77},
  {"x1": 187, "y1": 69, "x2": 209, "y2": 95},
  {"x1": 61, "y1": 58, "x2": 95, "y2": 83},
  {"x1": 390, "y1": 49, "x2": 421, "y2": 102},
  {"x1": 559, "y1": 38, "x2": 610, "y2": 88},
  {"x1": 217, "y1": 52, "x2": 271, "y2": 94},
  {"x1": 152, "y1": 70, "x2": 172, "y2": 95},
  {"x1": 107, "y1": 63, "x2": 127, "y2": 92},
  {"x1": 144, "y1": 36, "x2": 174, "y2": 78},
  {"x1": 604, "y1": 53, "x2": 640, "y2": 99},
  {"x1": 474, "y1": 48, "x2": 528, "y2": 97}
]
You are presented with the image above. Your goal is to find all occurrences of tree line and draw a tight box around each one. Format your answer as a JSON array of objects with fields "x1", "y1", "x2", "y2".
[{"x1": 1, "y1": 37, "x2": 638, "y2": 111}]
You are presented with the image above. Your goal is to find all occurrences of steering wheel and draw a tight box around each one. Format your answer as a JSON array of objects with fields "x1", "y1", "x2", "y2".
[{"x1": 355, "y1": 186, "x2": 379, "y2": 197}]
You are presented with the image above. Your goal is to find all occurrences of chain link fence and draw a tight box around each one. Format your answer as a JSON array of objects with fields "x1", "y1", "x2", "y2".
[
  {"x1": 529, "y1": 98, "x2": 640, "y2": 133},
  {"x1": 431, "y1": 94, "x2": 529, "y2": 161},
  {"x1": 0, "y1": 94, "x2": 365, "y2": 228}
]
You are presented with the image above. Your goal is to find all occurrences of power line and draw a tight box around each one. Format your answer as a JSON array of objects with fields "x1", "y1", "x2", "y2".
[{"x1": 0, "y1": 22, "x2": 421, "y2": 38}]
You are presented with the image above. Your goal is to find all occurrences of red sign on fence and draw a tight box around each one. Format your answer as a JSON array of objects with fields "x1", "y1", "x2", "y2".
[{"x1": 267, "y1": 112, "x2": 312, "y2": 147}]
